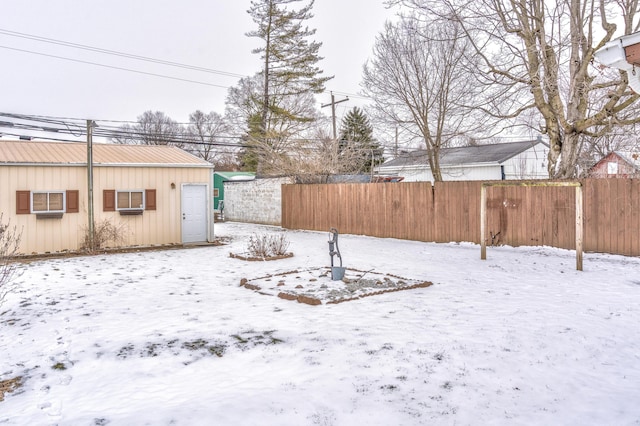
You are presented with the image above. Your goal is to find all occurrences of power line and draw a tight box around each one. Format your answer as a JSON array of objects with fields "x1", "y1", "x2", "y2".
[
  {"x1": 0, "y1": 45, "x2": 231, "y2": 89},
  {"x1": 0, "y1": 28, "x2": 371, "y2": 102},
  {"x1": 1, "y1": 111, "x2": 394, "y2": 154},
  {"x1": 0, "y1": 28, "x2": 247, "y2": 79}
]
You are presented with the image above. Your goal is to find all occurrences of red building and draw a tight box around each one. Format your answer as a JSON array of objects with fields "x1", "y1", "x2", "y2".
[{"x1": 589, "y1": 151, "x2": 640, "y2": 178}]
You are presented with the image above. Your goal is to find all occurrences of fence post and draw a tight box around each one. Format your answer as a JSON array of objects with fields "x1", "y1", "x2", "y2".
[
  {"x1": 576, "y1": 185, "x2": 583, "y2": 271},
  {"x1": 480, "y1": 184, "x2": 487, "y2": 259}
]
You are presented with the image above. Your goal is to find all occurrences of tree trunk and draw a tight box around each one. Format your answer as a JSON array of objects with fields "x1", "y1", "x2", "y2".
[
  {"x1": 552, "y1": 132, "x2": 581, "y2": 179},
  {"x1": 426, "y1": 144, "x2": 443, "y2": 182}
]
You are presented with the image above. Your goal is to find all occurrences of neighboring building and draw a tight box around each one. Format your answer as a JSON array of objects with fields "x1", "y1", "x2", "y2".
[
  {"x1": 376, "y1": 139, "x2": 549, "y2": 182},
  {"x1": 588, "y1": 151, "x2": 640, "y2": 178},
  {"x1": 0, "y1": 140, "x2": 215, "y2": 255},
  {"x1": 213, "y1": 171, "x2": 255, "y2": 211},
  {"x1": 594, "y1": 31, "x2": 640, "y2": 93},
  {"x1": 223, "y1": 176, "x2": 292, "y2": 226}
]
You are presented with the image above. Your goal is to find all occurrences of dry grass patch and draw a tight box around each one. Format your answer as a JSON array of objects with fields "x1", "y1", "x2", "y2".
[{"x1": 0, "y1": 376, "x2": 22, "y2": 402}]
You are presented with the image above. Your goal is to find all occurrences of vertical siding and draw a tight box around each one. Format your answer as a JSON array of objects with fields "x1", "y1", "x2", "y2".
[
  {"x1": 441, "y1": 165, "x2": 502, "y2": 181},
  {"x1": 2, "y1": 165, "x2": 211, "y2": 254},
  {"x1": 1, "y1": 165, "x2": 87, "y2": 254},
  {"x1": 502, "y1": 147, "x2": 549, "y2": 179},
  {"x1": 93, "y1": 166, "x2": 210, "y2": 248}
]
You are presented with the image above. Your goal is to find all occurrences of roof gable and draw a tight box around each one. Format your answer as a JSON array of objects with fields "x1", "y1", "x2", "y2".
[
  {"x1": 0, "y1": 140, "x2": 212, "y2": 167},
  {"x1": 613, "y1": 151, "x2": 640, "y2": 168},
  {"x1": 380, "y1": 140, "x2": 547, "y2": 168},
  {"x1": 591, "y1": 151, "x2": 640, "y2": 171}
]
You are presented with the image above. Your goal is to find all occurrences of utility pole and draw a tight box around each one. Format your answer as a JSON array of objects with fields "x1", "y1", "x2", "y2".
[
  {"x1": 86, "y1": 120, "x2": 96, "y2": 251},
  {"x1": 321, "y1": 92, "x2": 349, "y2": 139}
]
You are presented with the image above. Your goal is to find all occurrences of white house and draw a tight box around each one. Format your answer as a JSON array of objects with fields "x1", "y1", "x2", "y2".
[
  {"x1": 594, "y1": 31, "x2": 640, "y2": 93},
  {"x1": 376, "y1": 139, "x2": 549, "y2": 182}
]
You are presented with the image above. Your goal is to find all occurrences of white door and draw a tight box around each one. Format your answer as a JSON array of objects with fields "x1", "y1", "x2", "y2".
[{"x1": 182, "y1": 184, "x2": 208, "y2": 243}]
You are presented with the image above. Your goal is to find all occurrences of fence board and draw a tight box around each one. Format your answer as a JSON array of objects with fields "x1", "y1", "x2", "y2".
[
  {"x1": 281, "y1": 179, "x2": 640, "y2": 257},
  {"x1": 632, "y1": 180, "x2": 640, "y2": 256}
]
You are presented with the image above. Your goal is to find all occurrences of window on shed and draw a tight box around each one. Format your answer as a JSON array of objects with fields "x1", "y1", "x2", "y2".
[
  {"x1": 104, "y1": 189, "x2": 154, "y2": 214},
  {"x1": 32, "y1": 191, "x2": 65, "y2": 213},
  {"x1": 116, "y1": 190, "x2": 145, "y2": 210},
  {"x1": 16, "y1": 190, "x2": 79, "y2": 216}
]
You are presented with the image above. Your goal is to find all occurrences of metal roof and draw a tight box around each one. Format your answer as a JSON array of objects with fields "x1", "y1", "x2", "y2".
[
  {"x1": 215, "y1": 171, "x2": 256, "y2": 180},
  {"x1": 380, "y1": 140, "x2": 547, "y2": 168},
  {"x1": 0, "y1": 140, "x2": 212, "y2": 167}
]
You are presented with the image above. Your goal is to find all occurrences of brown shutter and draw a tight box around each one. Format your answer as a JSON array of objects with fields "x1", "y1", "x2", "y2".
[
  {"x1": 16, "y1": 191, "x2": 30, "y2": 214},
  {"x1": 66, "y1": 190, "x2": 79, "y2": 213},
  {"x1": 103, "y1": 190, "x2": 115, "y2": 211},
  {"x1": 145, "y1": 189, "x2": 156, "y2": 211}
]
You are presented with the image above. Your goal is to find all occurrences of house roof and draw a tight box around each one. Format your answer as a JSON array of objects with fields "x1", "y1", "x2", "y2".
[
  {"x1": 0, "y1": 140, "x2": 212, "y2": 167},
  {"x1": 590, "y1": 151, "x2": 640, "y2": 171},
  {"x1": 613, "y1": 151, "x2": 640, "y2": 169},
  {"x1": 380, "y1": 140, "x2": 547, "y2": 169},
  {"x1": 215, "y1": 171, "x2": 256, "y2": 181}
]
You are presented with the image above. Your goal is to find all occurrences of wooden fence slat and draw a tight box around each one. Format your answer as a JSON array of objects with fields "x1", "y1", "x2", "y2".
[{"x1": 281, "y1": 179, "x2": 640, "y2": 257}]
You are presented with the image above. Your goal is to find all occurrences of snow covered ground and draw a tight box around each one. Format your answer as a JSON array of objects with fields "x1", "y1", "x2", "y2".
[{"x1": 1, "y1": 221, "x2": 639, "y2": 425}]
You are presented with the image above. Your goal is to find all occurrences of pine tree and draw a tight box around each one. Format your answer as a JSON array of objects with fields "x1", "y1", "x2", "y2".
[
  {"x1": 246, "y1": 0, "x2": 332, "y2": 137},
  {"x1": 339, "y1": 107, "x2": 383, "y2": 173}
]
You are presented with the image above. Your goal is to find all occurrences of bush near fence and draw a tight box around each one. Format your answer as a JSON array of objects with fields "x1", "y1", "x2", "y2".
[{"x1": 281, "y1": 179, "x2": 640, "y2": 257}]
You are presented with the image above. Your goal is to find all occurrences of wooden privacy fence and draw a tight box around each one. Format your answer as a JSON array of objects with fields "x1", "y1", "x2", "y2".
[{"x1": 281, "y1": 178, "x2": 640, "y2": 257}]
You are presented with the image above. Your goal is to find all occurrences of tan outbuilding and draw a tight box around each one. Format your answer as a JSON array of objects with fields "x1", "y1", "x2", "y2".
[{"x1": 0, "y1": 140, "x2": 215, "y2": 255}]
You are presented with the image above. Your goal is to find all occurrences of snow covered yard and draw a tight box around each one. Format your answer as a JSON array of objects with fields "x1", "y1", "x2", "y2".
[{"x1": 1, "y1": 221, "x2": 639, "y2": 425}]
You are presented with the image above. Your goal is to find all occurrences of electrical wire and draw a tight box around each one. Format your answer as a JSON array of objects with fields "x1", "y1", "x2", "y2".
[
  {"x1": 0, "y1": 28, "x2": 370, "y2": 101},
  {"x1": 0, "y1": 45, "x2": 231, "y2": 89},
  {"x1": 0, "y1": 28, "x2": 247, "y2": 79},
  {"x1": 1, "y1": 111, "x2": 391, "y2": 153}
]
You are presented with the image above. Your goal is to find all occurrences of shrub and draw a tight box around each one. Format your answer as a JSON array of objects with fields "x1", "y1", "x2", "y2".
[
  {"x1": 81, "y1": 219, "x2": 126, "y2": 252},
  {"x1": 247, "y1": 233, "x2": 290, "y2": 258},
  {"x1": 0, "y1": 214, "x2": 23, "y2": 307}
]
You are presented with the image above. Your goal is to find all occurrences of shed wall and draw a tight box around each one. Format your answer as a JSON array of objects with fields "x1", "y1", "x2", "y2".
[
  {"x1": 502, "y1": 147, "x2": 548, "y2": 180},
  {"x1": 1, "y1": 165, "x2": 212, "y2": 254},
  {"x1": 92, "y1": 166, "x2": 211, "y2": 248},
  {"x1": 1, "y1": 165, "x2": 87, "y2": 254}
]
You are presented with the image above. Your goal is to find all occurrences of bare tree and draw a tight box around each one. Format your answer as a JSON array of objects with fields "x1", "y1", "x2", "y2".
[
  {"x1": 392, "y1": 0, "x2": 640, "y2": 178},
  {"x1": 184, "y1": 110, "x2": 230, "y2": 163},
  {"x1": 259, "y1": 130, "x2": 371, "y2": 182},
  {"x1": 0, "y1": 214, "x2": 22, "y2": 307},
  {"x1": 112, "y1": 111, "x2": 184, "y2": 147},
  {"x1": 225, "y1": 74, "x2": 323, "y2": 174},
  {"x1": 362, "y1": 16, "x2": 484, "y2": 181}
]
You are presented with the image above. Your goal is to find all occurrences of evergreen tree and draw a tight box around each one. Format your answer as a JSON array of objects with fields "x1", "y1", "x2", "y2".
[
  {"x1": 339, "y1": 107, "x2": 383, "y2": 173},
  {"x1": 246, "y1": 0, "x2": 332, "y2": 138},
  {"x1": 238, "y1": 113, "x2": 263, "y2": 172}
]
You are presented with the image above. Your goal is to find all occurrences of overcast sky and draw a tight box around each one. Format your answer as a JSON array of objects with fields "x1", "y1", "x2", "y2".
[{"x1": 0, "y1": 0, "x2": 397, "y2": 126}]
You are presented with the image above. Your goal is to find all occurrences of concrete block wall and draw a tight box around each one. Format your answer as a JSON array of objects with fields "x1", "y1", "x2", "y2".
[{"x1": 223, "y1": 177, "x2": 292, "y2": 225}]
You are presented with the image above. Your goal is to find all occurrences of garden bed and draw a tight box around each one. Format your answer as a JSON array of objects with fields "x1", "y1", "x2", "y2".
[
  {"x1": 230, "y1": 252, "x2": 294, "y2": 262},
  {"x1": 240, "y1": 267, "x2": 432, "y2": 305}
]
